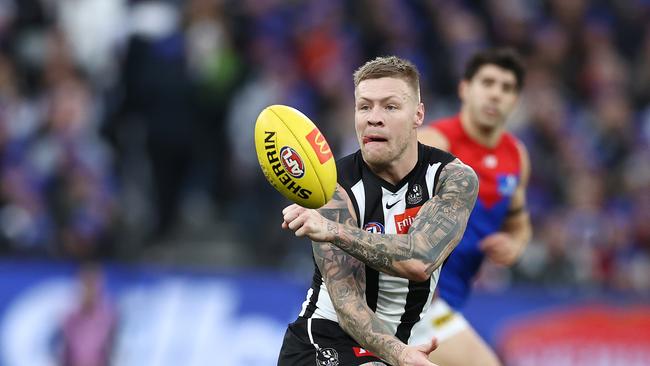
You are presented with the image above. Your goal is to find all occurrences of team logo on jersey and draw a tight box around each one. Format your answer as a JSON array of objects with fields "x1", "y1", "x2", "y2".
[
  {"x1": 279, "y1": 146, "x2": 305, "y2": 178},
  {"x1": 395, "y1": 206, "x2": 421, "y2": 234},
  {"x1": 353, "y1": 347, "x2": 377, "y2": 358},
  {"x1": 407, "y1": 183, "x2": 423, "y2": 204},
  {"x1": 483, "y1": 154, "x2": 498, "y2": 169},
  {"x1": 363, "y1": 222, "x2": 384, "y2": 234},
  {"x1": 316, "y1": 348, "x2": 339, "y2": 366},
  {"x1": 497, "y1": 174, "x2": 518, "y2": 196}
]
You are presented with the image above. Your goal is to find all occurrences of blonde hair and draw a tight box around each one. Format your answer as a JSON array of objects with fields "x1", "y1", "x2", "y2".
[{"x1": 353, "y1": 56, "x2": 421, "y2": 100}]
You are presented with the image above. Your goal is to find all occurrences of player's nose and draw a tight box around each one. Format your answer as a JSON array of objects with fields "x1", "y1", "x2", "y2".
[{"x1": 367, "y1": 107, "x2": 385, "y2": 126}]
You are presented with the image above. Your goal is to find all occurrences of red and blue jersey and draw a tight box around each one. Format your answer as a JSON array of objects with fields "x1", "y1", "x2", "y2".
[{"x1": 430, "y1": 115, "x2": 522, "y2": 309}]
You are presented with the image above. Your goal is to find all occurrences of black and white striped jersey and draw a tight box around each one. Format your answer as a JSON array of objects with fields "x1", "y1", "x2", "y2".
[{"x1": 298, "y1": 143, "x2": 456, "y2": 344}]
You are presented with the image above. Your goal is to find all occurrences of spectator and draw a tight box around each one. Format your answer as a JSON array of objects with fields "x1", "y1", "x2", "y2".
[{"x1": 61, "y1": 262, "x2": 117, "y2": 366}]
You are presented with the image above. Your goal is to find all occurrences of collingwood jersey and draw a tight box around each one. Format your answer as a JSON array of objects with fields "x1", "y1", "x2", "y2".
[{"x1": 298, "y1": 143, "x2": 456, "y2": 343}]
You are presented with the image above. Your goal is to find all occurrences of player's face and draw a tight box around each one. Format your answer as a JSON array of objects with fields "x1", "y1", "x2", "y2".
[
  {"x1": 354, "y1": 77, "x2": 424, "y2": 167},
  {"x1": 460, "y1": 64, "x2": 519, "y2": 130}
]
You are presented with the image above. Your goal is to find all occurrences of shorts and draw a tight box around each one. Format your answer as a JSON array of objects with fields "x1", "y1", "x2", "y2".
[
  {"x1": 409, "y1": 297, "x2": 469, "y2": 345},
  {"x1": 277, "y1": 317, "x2": 388, "y2": 366}
]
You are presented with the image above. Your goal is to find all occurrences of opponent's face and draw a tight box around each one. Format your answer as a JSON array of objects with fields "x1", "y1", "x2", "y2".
[
  {"x1": 460, "y1": 64, "x2": 519, "y2": 130},
  {"x1": 354, "y1": 77, "x2": 424, "y2": 167}
]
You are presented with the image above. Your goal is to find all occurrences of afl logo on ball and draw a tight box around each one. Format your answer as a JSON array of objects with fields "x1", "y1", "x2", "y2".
[
  {"x1": 363, "y1": 222, "x2": 385, "y2": 234},
  {"x1": 280, "y1": 146, "x2": 305, "y2": 178}
]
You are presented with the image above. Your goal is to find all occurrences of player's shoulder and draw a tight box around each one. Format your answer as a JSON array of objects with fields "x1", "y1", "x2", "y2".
[
  {"x1": 419, "y1": 143, "x2": 456, "y2": 167},
  {"x1": 501, "y1": 132, "x2": 528, "y2": 158},
  {"x1": 336, "y1": 150, "x2": 363, "y2": 186},
  {"x1": 498, "y1": 131, "x2": 530, "y2": 174}
]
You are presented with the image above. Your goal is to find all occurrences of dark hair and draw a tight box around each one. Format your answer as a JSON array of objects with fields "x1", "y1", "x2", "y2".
[
  {"x1": 353, "y1": 56, "x2": 421, "y2": 98},
  {"x1": 463, "y1": 48, "x2": 526, "y2": 90}
]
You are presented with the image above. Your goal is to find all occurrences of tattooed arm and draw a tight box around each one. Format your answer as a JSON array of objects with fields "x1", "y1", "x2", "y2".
[
  {"x1": 283, "y1": 159, "x2": 478, "y2": 281},
  {"x1": 313, "y1": 193, "x2": 437, "y2": 366}
]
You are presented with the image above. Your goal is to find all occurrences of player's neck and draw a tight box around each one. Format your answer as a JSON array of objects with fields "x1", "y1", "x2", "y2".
[
  {"x1": 459, "y1": 110, "x2": 503, "y2": 148},
  {"x1": 367, "y1": 142, "x2": 418, "y2": 186}
]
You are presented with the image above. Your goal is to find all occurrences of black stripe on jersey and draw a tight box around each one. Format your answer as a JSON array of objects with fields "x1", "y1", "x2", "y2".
[
  {"x1": 394, "y1": 278, "x2": 431, "y2": 342},
  {"x1": 396, "y1": 172, "x2": 434, "y2": 343},
  {"x1": 360, "y1": 168, "x2": 386, "y2": 312},
  {"x1": 365, "y1": 266, "x2": 379, "y2": 311},
  {"x1": 302, "y1": 260, "x2": 323, "y2": 318}
]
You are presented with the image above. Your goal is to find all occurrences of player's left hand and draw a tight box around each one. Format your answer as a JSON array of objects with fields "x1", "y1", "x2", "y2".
[
  {"x1": 479, "y1": 232, "x2": 520, "y2": 266},
  {"x1": 282, "y1": 204, "x2": 336, "y2": 242},
  {"x1": 399, "y1": 337, "x2": 440, "y2": 366}
]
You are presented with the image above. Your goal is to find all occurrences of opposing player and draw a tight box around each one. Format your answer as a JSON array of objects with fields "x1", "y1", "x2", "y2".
[
  {"x1": 278, "y1": 56, "x2": 478, "y2": 366},
  {"x1": 414, "y1": 48, "x2": 532, "y2": 366}
]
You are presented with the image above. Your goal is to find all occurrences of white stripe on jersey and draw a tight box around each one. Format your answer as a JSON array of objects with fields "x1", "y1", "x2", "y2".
[
  {"x1": 298, "y1": 287, "x2": 313, "y2": 317},
  {"x1": 375, "y1": 272, "x2": 409, "y2": 333},
  {"x1": 382, "y1": 185, "x2": 408, "y2": 230},
  {"x1": 426, "y1": 163, "x2": 442, "y2": 198},
  {"x1": 312, "y1": 283, "x2": 338, "y2": 321},
  {"x1": 351, "y1": 180, "x2": 365, "y2": 226},
  {"x1": 307, "y1": 318, "x2": 319, "y2": 349}
]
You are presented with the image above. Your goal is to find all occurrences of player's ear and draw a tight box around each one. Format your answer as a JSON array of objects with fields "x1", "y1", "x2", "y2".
[{"x1": 414, "y1": 102, "x2": 424, "y2": 128}]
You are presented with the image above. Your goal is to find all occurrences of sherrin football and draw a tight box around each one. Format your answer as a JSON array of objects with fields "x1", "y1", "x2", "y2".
[{"x1": 254, "y1": 105, "x2": 337, "y2": 209}]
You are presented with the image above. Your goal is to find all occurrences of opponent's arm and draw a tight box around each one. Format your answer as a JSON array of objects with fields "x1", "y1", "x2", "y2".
[
  {"x1": 314, "y1": 197, "x2": 436, "y2": 366},
  {"x1": 284, "y1": 160, "x2": 478, "y2": 282},
  {"x1": 480, "y1": 141, "x2": 532, "y2": 265}
]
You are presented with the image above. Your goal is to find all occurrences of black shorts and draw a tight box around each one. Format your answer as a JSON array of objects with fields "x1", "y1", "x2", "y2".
[{"x1": 277, "y1": 317, "x2": 388, "y2": 365}]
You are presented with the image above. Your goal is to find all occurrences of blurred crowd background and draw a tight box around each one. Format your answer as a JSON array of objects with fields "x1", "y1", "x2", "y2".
[
  {"x1": 1, "y1": 0, "x2": 650, "y2": 365},
  {"x1": 2, "y1": 0, "x2": 648, "y2": 293}
]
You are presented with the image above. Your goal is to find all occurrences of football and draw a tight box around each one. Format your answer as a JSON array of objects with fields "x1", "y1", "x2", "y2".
[{"x1": 254, "y1": 105, "x2": 337, "y2": 209}]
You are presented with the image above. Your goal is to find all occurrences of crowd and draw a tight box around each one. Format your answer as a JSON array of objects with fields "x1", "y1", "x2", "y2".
[{"x1": 0, "y1": 0, "x2": 648, "y2": 294}]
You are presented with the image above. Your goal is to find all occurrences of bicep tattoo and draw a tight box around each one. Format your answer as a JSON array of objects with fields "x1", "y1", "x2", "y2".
[{"x1": 412, "y1": 160, "x2": 479, "y2": 273}]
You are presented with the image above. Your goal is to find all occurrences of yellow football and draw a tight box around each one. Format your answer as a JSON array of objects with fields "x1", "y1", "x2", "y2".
[{"x1": 254, "y1": 105, "x2": 337, "y2": 209}]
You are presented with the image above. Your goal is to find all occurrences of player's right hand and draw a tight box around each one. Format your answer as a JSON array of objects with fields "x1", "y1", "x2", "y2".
[
  {"x1": 281, "y1": 204, "x2": 336, "y2": 242},
  {"x1": 398, "y1": 337, "x2": 440, "y2": 366}
]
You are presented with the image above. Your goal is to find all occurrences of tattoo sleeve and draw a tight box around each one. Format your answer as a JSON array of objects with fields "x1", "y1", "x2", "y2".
[
  {"x1": 328, "y1": 160, "x2": 479, "y2": 279},
  {"x1": 312, "y1": 189, "x2": 406, "y2": 366}
]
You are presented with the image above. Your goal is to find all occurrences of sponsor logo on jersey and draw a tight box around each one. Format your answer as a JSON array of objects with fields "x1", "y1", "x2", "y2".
[
  {"x1": 394, "y1": 206, "x2": 421, "y2": 234},
  {"x1": 363, "y1": 222, "x2": 385, "y2": 234},
  {"x1": 316, "y1": 348, "x2": 339, "y2": 366},
  {"x1": 407, "y1": 183, "x2": 423, "y2": 204},
  {"x1": 280, "y1": 146, "x2": 305, "y2": 178},
  {"x1": 483, "y1": 154, "x2": 498, "y2": 169},
  {"x1": 385, "y1": 199, "x2": 401, "y2": 210},
  {"x1": 497, "y1": 174, "x2": 518, "y2": 196},
  {"x1": 433, "y1": 312, "x2": 455, "y2": 328},
  {"x1": 306, "y1": 128, "x2": 333, "y2": 164},
  {"x1": 263, "y1": 132, "x2": 312, "y2": 200},
  {"x1": 353, "y1": 347, "x2": 377, "y2": 358}
]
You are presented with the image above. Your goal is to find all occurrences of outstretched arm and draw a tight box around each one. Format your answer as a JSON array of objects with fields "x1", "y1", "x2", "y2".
[
  {"x1": 480, "y1": 141, "x2": 532, "y2": 266},
  {"x1": 313, "y1": 201, "x2": 437, "y2": 366},
  {"x1": 283, "y1": 159, "x2": 478, "y2": 281}
]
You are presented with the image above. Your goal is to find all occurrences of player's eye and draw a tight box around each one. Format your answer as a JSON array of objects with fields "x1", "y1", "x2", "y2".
[
  {"x1": 357, "y1": 104, "x2": 370, "y2": 111},
  {"x1": 386, "y1": 104, "x2": 398, "y2": 111},
  {"x1": 481, "y1": 78, "x2": 494, "y2": 87},
  {"x1": 502, "y1": 83, "x2": 515, "y2": 93}
]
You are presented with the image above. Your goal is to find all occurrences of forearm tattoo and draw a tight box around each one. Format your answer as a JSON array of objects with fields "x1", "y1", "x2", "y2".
[
  {"x1": 313, "y1": 200, "x2": 406, "y2": 365},
  {"x1": 330, "y1": 161, "x2": 478, "y2": 276}
]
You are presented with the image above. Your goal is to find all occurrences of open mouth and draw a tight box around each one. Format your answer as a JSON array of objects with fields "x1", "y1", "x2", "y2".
[{"x1": 363, "y1": 136, "x2": 388, "y2": 144}]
